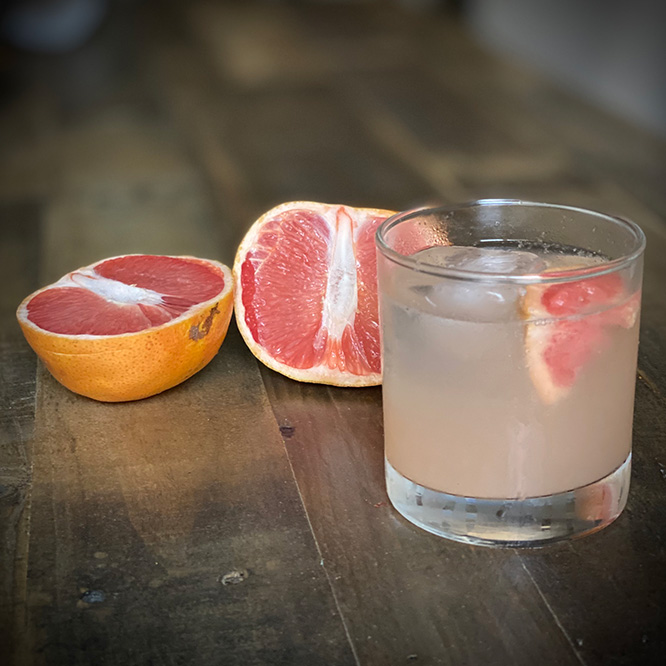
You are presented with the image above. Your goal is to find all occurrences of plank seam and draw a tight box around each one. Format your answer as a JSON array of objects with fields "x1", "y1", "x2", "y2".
[
  {"x1": 277, "y1": 416, "x2": 362, "y2": 666},
  {"x1": 517, "y1": 556, "x2": 588, "y2": 666}
]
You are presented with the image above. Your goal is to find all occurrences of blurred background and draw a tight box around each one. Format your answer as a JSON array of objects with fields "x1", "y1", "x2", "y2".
[
  {"x1": 467, "y1": 0, "x2": 666, "y2": 138},
  {"x1": 2, "y1": 0, "x2": 664, "y2": 133},
  {"x1": 0, "y1": 0, "x2": 664, "y2": 269}
]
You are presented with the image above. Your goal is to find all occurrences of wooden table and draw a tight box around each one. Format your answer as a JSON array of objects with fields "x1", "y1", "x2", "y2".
[{"x1": 2, "y1": 2, "x2": 665, "y2": 664}]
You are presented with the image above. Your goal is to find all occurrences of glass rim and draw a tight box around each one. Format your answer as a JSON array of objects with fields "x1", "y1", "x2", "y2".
[{"x1": 375, "y1": 199, "x2": 646, "y2": 285}]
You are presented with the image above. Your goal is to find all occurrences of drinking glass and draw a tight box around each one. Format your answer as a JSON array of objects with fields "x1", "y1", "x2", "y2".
[{"x1": 376, "y1": 200, "x2": 645, "y2": 546}]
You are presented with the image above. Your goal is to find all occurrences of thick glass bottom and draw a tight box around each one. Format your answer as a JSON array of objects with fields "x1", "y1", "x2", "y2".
[{"x1": 385, "y1": 454, "x2": 631, "y2": 547}]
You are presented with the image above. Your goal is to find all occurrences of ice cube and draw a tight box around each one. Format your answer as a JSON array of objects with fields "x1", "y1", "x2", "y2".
[
  {"x1": 425, "y1": 281, "x2": 519, "y2": 321},
  {"x1": 409, "y1": 246, "x2": 545, "y2": 322},
  {"x1": 414, "y1": 245, "x2": 546, "y2": 275}
]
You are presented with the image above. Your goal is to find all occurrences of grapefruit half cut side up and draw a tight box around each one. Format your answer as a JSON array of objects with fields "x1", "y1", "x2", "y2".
[
  {"x1": 233, "y1": 201, "x2": 394, "y2": 386},
  {"x1": 524, "y1": 272, "x2": 640, "y2": 405},
  {"x1": 16, "y1": 254, "x2": 234, "y2": 402}
]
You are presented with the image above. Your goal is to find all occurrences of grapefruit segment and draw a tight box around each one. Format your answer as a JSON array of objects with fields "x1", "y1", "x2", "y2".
[
  {"x1": 234, "y1": 201, "x2": 394, "y2": 386},
  {"x1": 17, "y1": 254, "x2": 234, "y2": 402},
  {"x1": 524, "y1": 273, "x2": 640, "y2": 405}
]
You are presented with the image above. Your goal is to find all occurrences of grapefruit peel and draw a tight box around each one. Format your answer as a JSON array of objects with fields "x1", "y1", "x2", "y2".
[
  {"x1": 233, "y1": 201, "x2": 394, "y2": 386},
  {"x1": 16, "y1": 254, "x2": 234, "y2": 402}
]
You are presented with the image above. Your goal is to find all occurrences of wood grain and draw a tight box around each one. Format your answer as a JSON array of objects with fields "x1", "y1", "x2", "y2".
[
  {"x1": 18, "y1": 329, "x2": 353, "y2": 666},
  {"x1": 516, "y1": 377, "x2": 666, "y2": 666},
  {"x1": 261, "y1": 372, "x2": 580, "y2": 666},
  {"x1": 0, "y1": 203, "x2": 41, "y2": 657}
]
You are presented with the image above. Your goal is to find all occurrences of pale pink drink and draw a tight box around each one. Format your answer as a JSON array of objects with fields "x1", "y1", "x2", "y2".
[{"x1": 376, "y1": 201, "x2": 645, "y2": 546}]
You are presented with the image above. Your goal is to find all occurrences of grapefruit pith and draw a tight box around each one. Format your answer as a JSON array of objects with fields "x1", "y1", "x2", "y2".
[
  {"x1": 524, "y1": 272, "x2": 639, "y2": 404},
  {"x1": 17, "y1": 254, "x2": 234, "y2": 402},
  {"x1": 233, "y1": 201, "x2": 394, "y2": 386}
]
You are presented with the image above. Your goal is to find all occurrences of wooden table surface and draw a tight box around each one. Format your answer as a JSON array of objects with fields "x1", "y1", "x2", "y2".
[{"x1": 2, "y1": 2, "x2": 665, "y2": 665}]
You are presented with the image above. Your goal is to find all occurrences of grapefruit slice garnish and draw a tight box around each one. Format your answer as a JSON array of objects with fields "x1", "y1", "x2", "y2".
[
  {"x1": 524, "y1": 272, "x2": 640, "y2": 404},
  {"x1": 233, "y1": 201, "x2": 394, "y2": 386},
  {"x1": 16, "y1": 254, "x2": 234, "y2": 402}
]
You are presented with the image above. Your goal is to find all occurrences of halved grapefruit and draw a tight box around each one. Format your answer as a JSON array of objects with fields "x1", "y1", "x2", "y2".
[
  {"x1": 524, "y1": 272, "x2": 640, "y2": 404},
  {"x1": 233, "y1": 201, "x2": 394, "y2": 386},
  {"x1": 17, "y1": 254, "x2": 234, "y2": 402}
]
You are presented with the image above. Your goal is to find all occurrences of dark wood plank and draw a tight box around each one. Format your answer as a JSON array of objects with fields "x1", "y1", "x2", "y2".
[
  {"x1": 261, "y1": 373, "x2": 580, "y2": 666},
  {"x1": 516, "y1": 376, "x2": 666, "y2": 666},
  {"x1": 0, "y1": 203, "x2": 41, "y2": 657},
  {"x1": 18, "y1": 329, "x2": 354, "y2": 666}
]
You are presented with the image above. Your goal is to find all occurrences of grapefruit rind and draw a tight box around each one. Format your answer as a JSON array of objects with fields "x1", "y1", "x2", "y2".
[
  {"x1": 16, "y1": 255, "x2": 234, "y2": 402},
  {"x1": 233, "y1": 201, "x2": 393, "y2": 387}
]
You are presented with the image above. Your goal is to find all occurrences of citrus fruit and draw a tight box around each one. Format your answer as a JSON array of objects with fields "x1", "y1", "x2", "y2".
[
  {"x1": 16, "y1": 254, "x2": 234, "y2": 402},
  {"x1": 524, "y1": 272, "x2": 639, "y2": 404},
  {"x1": 233, "y1": 201, "x2": 394, "y2": 386}
]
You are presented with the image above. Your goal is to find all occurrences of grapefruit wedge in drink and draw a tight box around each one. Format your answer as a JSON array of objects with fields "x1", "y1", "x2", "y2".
[
  {"x1": 233, "y1": 201, "x2": 394, "y2": 386},
  {"x1": 522, "y1": 269, "x2": 641, "y2": 523},
  {"x1": 17, "y1": 254, "x2": 234, "y2": 402},
  {"x1": 523, "y1": 270, "x2": 640, "y2": 404}
]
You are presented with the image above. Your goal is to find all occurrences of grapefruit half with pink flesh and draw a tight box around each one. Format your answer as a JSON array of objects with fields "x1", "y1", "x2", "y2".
[
  {"x1": 233, "y1": 201, "x2": 394, "y2": 386},
  {"x1": 17, "y1": 254, "x2": 234, "y2": 402},
  {"x1": 524, "y1": 272, "x2": 640, "y2": 404}
]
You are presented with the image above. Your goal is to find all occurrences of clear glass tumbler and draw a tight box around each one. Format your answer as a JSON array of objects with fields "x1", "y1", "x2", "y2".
[{"x1": 376, "y1": 200, "x2": 645, "y2": 546}]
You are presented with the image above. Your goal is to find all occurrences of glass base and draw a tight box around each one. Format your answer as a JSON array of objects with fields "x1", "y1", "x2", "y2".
[{"x1": 386, "y1": 454, "x2": 631, "y2": 547}]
